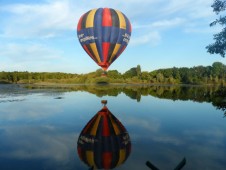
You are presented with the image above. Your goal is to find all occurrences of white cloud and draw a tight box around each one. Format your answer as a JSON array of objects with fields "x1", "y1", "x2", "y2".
[
  {"x1": 0, "y1": 125, "x2": 76, "y2": 161},
  {"x1": 152, "y1": 18, "x2": 185, "y2": 28},
  {"x1": 125, "y1": 116, "x2": 160, "y2": 133},
  {"x1": 0, "y1": 0, "x2": 216, "y2": 54},
  {"x1": 131, "y1": 18, "x2": 185, "y2": 46},
  {"x1": 0, "y1": 43, "x2": 62, "y2": 62},
  {"x1": 0, "y1": 0, "x2": 83, "y2": 38},
  {"x1": 160, "y1": 0, "x2": 214, "y2": 19},
  {"x1": 0, "y1": 98, "x2": 63, "y2": 120},
  {"x1": 133, "y1": 18, "x2": 185, "y2": 30},
  {"x1": 0, "y1": 0, "x2": 215, "y2": 39},
  {"x1": 152, "y1": 135, "x2": 183, "y2": 145},
  {"x1": 127, "y1": 0, "x2": 214, "y2": 47},
  {"x1": 0, "y1": 42, "x2": 65, "y2": 71},
  {"x1": 184, "y1": 23, "x2": 223, "y2": 34},
  {"x1": 184, "y1": 128, "x2": 225, "y2": 146},
  {"x1": 131, "y1": 31, "x2": 161, "y2": 46}
]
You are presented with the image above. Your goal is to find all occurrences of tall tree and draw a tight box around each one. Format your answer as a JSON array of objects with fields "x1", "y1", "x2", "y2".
[
  {"x1": 206, "y1": 0, "x2": 226, "y2": 57},
  {"x1": 136, "y1": 65, "x2": 141, "y2": 79}
]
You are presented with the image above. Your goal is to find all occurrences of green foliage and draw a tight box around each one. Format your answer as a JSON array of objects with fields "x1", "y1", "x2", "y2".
[
  {"x1": 212, "y1": 62, "x2": 225, "y2": 77},
  {"x1": 206, "y1": 0, "x2": 226, "y2": 57},
  {"x1": 0, "y1": 62, "x2": 225, "y2": 86},
  {"x1": 149, "y1": 62, "x2": 225, "y2": 85},
  {"x1": 156, "y1": 73, "x2": 164, "y2": 83},
  {"x1": 136, "y1": 65, "x2": 141, "y2": 79},
  {"x1": 123, "y1": 67, "x2": 137, "y2": 78},
  {"x1": 123, "y1": 65, "x2": 141, "y2": 79},
  {"x1": 107, "y1": 70, "x2": 122, "y2": 79}
]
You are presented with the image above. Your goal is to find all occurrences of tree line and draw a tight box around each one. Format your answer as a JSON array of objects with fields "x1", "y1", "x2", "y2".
[{"x1": 0, "y1": 62, "x2": 225, "y2": 85}]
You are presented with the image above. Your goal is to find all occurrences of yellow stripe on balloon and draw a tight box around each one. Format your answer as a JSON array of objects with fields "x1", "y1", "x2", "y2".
[
  {"x1": 90, "y1": 114, "x2": 101, "y2": 136},
  {"x1": 109, "y1": 115, "x2": 120, "y2": 135},
  {"x1": 117, "y1": 149, "x2": 126, "y2": 166},
  {"x1": 86, "y1": 151, "x2": 96, "y2": 168},
  {"x1": 115, "y1": 10, "x2": 126, "y2": 29},
  {"x1": 86, "y1": 9, "x2": 97, "y2": 28},
  {"x1": 90, "y1": 43, "x2": 101, "y2": 63},
  {"x1": 109, "y1": 44, "x2": 121, "y2": 63}
]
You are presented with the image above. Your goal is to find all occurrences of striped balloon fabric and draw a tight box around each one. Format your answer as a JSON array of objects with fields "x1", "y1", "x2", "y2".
[
  {"x1": 77, "y1": 105, "x2": 131, "y2": 169},
  {"x1": 77, "y1": 8, "x2": 132, "y2": 71}
]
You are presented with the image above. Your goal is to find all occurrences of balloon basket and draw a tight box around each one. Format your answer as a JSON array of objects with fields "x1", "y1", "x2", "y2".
[
  {"x1": 101, "y1": 71, "x2": 107, "y2": 77},
  {"x1": 101, "y1": 100, "x2": 107, "y2": 106}
]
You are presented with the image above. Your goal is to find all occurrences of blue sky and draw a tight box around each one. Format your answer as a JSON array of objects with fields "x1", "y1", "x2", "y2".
[{"x1": 0, "y1": 0, "x2": 225, "y2": 74}]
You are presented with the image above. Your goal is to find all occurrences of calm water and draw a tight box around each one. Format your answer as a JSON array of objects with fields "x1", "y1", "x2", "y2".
[{"x1": 0, "y1": 84, "x2": 225, "y2": 170}]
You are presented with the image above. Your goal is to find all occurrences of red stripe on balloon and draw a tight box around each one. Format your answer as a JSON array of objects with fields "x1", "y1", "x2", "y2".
[
  {"x1": 102, "y1": 42, "x2": 110, "y2": 63},
  {"x1": 102, "y1": 114, "x2": 110, "y2": 136},
  {"x1": 77, "y1": 14, "x2": 84, "y2": 31},
  {"x1": 77, "y1": 147, "x2": 83, "y2": 160},
  {"x1": 129, "y1": 21, "x2": 132, "y2": 33},
  {"x1": 102, "y1": 8, "x2": 112, "y2": 27},
  {"x1": 103, "y1": 152, "x2": 112, "y2": 169}
]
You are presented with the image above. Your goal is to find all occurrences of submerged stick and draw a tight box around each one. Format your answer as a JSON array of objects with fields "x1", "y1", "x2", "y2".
[
  {"x1": 174, "y1": 157, "x2": 186, "y2": 170},
  {"x1": 146, "y1": 161, "x2": 160, "y2": 170}
]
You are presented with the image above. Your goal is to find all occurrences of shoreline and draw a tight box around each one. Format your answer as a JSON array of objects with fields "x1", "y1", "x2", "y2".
[
  {"x1": 9, "y1": 82, "x2": 225, "y2": 88},
  {"x1": 0, "y1": 80, "x2": 225, "y2": 87}
]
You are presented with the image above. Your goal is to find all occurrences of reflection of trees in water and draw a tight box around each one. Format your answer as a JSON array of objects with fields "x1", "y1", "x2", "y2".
[
  {"x1": 123, "y1": 87, "x2": 141, "y2": 102},
  {"x1": 211, "y1": 87, "x2": 226, "y2": 115},
  {"x1": 28, "y1": 84, "x2": 226, "y2": 115},
  {"x1": 142, "y1": 85, "x2": 225, "y2": 115}
]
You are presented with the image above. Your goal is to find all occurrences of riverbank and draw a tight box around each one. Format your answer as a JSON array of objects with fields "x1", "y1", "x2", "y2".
[
  {"x1": 1, "y1": 81, "x2": 225, "y2": 88},
  {"x1": 17, "y1": 82, "x2": 225, "y2": 91}
]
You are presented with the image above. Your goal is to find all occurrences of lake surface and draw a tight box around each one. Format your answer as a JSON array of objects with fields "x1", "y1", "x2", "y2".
[{"x1": 0, "y1": 84, "x2": 225, "y2": 170}]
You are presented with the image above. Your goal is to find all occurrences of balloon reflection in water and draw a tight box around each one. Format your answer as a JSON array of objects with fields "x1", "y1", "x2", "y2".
[{"x1": 77, "y1": 101, "x2": 131, "y2": 169}]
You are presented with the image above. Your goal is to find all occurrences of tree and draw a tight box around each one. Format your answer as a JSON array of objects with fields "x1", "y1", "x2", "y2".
[
  {"x1": 123, "y1": 67, "x2": 137, "y2": 78},
  {"x1": 156, "y1": 73, "x2": 164, "y2": 83},
  {"x1": 141, "y1": 71, "x2": 150, "y2": 80},
  {"x1": 206, "y1": 0, "x2": 226, "y2": 57},
  {"x1": 95, "y1": 69, "x2": 103, "y2": 77},
  {"x1": 136, "y1": 65, "x2": 141, "y2": 79},
  {"x1": 212, "y1": 62, "x2": 224, "y2": 77},
  {"x1": 107, "y1": 70, "x2": 122, "y2": 79},
  {"x1": 172, "y1": 67, "x2": 181, "y2": 82}
]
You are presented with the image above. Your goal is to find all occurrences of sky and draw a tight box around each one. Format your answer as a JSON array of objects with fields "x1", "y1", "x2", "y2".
[{"x1": 0, "y1": 0, "x2": 225, "y2": 74}]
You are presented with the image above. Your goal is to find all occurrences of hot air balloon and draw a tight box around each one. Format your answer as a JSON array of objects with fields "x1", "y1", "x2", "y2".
[
  {"x1": 77, "y1": 8, "x2": 132, "y2": 71},
  {"x1": 77, "y1": 100, "x2": 131, "y2": 169}
]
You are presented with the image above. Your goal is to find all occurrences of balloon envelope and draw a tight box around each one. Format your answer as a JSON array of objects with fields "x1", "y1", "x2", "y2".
[
  {"x1": 77, "y1": 105, "x2": 131, "y2": 169},
  {"x1": 77, "y1": 8, "x2": 132, "y2": 71}
]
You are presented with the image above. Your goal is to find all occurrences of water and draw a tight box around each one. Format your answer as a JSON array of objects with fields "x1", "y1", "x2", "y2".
[{"x1": 0, "y1": 84, "x2": 225, "y2": 170}]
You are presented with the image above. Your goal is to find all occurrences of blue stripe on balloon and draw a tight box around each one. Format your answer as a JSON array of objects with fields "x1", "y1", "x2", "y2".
[
  {"x1": 77, "y1": 28, "x2": 96, "y2": 46},
  {"x1": 94, "y1": 8, "x2": 103, "y2": 62},
  {"x1": 110, "y1": 26, "x2": 119, "y2": 44},
  {"x1": 124, "y1": 13, "x2": 131, "y2": 34},
  {"x1": 102, "y1": 26, "x2": 111, "y2": 43},
  {"x1": 117, "y1": 28, "x2": 125, "y2": 44},
  {"x1": 112, "y1": 45, "x2": 124, "y2": 63},
  {"x1": 123, "y1": 14, "x2": 131, "y2": 46},
  {"x1": 101, "y1": 27, "x2": 121, "y2": 44}
]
